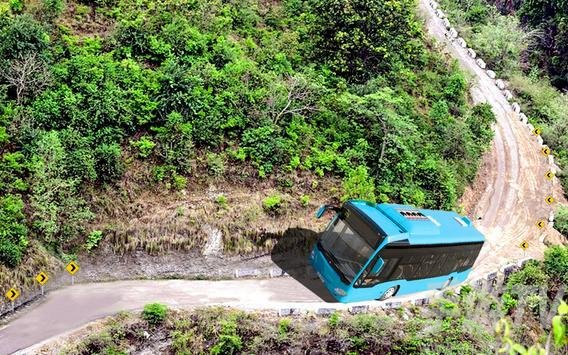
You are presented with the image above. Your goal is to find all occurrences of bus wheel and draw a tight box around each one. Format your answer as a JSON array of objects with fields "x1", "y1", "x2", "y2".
[{"x1": 378, "y1": 286, "x2": 398, "y2": 301}]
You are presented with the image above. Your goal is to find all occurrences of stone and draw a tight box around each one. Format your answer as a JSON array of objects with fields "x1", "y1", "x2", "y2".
[
  {"x1": 496, "y1": 79, "x2": 506, "y2": 89},
  {"x1": 519, "y1": 113, "x2": 528, "y2": 123},
  {"x1": 316, "y1": 308, "x2": 336, "y2": 315},
  {"x1": 443, "y1": 18, "x2": 451, "y2": 29},
  {"x1": 476, "y1": 58, "x2": 486, "y2": 69},
  {"x1": 448, "y1": 28, "x2": 458, "y2": 39},
  {"x1": 436, "y1": 9, "x2": 446, "y2": 19},
  {"x1": 279, "y1": 308, "x2": 301, "y2": 316},
  {"x1": 503, "y1": 90, "x2": 513, "y2": 101},
  {"x1": 467, "y1": 48, "x2": 477, "y2": 58},
  {"x1": 456, "y1": 37, "x2": 467, "y2": 48},
  {"x1": 511, "y1": 102, "x2": 521, "y2": 113},
  {"x1": 486, "y1": 70, "x2": 496, "y2": 79},
  {"x1": 414, "y1": 298, "x2": 429, "y2": 306},
  {"x1": 235, "y1": 268, "x2": 260, "y2": 278},
  {"x1": 349, "y1": 305, "x2": 369, "y2": 314}
]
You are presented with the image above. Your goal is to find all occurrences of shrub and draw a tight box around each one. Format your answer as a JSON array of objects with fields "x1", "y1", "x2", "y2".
[
  {"x1": 262, "y1": 194, "x2": 282, "y2": 213},
  {"x1": 210, "y1": 319, "x2": 242, "y2": 355},
  {"x1": 277, "y1": 318, "x2": 291, "y2": 336},
  {"x1": 206, "y1": 153, "x2": 225, "y2": 176},
  {"x1": 85, "y1": 230, "x2": 103, "y2": 251},
  {"x1": 299, "y1": 194, "x2": 310, "y2": 207},
  {"x1": 95, "y1": 143, "x2": 125, "y2": 182},
  {"x1": 215, "y1": 194, "x2": 228, "y2": 209},
  {"x1": 171, "y1": 174, "x2": 187, "y2": 191},
  {"x1": 501, "y1": 293, "x2": 517, "y2": 314},
  {"x1": 130, "y1": 136, "x2": 156, "y2": 158},
  {"x1": 328, "y1": 312, "x2": 340, "y2": 328},
  {"x1": 342, "y1": 166, "x2": 376, "y2": 202},
  {"x1": 555, "y1": 205, "x2": 568, "y2": 236},
  {"x1": 142, "y1": 303, "x2": 168, "y2": 326},
  {"x1": 544, "y1": 245, "x2": 568, "y2": 284},
  {"x1": 506, "y1": 261, "x2": 549, "y2": 294}
]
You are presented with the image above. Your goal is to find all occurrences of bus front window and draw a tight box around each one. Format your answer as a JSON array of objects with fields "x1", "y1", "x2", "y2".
[{"x1": 319, "y1": 216, "x2": 375, "y2": 284}]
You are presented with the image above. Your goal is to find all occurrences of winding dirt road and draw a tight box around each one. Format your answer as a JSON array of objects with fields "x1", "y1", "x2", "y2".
[{"x1": 0, "y1": 1, "x2": 565, "y2": 353}]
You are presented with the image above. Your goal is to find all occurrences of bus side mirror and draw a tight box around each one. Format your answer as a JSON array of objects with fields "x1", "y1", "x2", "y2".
[
  {"x1": 315, "y1": 204, "x2": 328, "y2": 219},
  {"x1": 370, "y1": 258, "x2": 384, "y2": 275}
]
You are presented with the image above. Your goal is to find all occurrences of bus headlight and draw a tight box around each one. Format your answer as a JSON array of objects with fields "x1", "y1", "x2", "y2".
[{"x1": 334, "y1": 288, "x2": 347, "y2": 296}]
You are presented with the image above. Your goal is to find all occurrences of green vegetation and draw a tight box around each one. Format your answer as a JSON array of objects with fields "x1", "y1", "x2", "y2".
[
  {"x1": 439, "y1": 0, "x2": 568, "y2": 199},
  {"x1": 85, "y1": 230, "x2": 103, "y2": 251},
  {"x1": 555, "y1": 205, "x2": 568, "y2": 237},
  {"x1": 142, "y1": 302, "x2": 168, "y2": 326},
  {"x1": 0, "y1": 0, "x2": 495, "y2": 267},
  {"x1": 262, "y1": 194, "x2": 283, "y2": 214}
]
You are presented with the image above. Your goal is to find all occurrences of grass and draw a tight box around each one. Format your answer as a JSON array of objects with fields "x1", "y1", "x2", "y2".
[{"x1": 57, "y1": 303, "x2": 498, "y2": 354}]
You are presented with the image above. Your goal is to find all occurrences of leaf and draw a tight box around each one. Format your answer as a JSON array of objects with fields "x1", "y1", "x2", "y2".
[
  {"x1": 558, "y1": 301, "x2": 568, "y2": 315},
  {"x1": 552, "y1": 315, "x2": 567, "y2": 347}
]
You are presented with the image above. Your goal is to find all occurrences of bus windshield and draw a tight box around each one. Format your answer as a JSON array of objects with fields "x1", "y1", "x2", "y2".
[{"x1": 319, "y1": 208, "x2": 381, "y2": 284}]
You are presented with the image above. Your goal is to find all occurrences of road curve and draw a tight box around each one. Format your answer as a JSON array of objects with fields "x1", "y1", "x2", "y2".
[{"x1": 0, "y1": 1, "x2": 564, "y2": 353}]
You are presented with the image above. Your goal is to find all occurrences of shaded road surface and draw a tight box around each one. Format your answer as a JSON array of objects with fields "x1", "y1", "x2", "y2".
[{"x1": 1, "y1": 1, "x2": 565, "y2": 353}]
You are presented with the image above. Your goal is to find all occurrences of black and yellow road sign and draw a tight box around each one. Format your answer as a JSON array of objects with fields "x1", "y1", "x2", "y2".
[
  {"x1": 532, "y1": 127, "x2": 542, "y2": 136},
  {"x1": 541, "y1": 147, "x2": 551, "y2": 156},
  {"x1": 545, "y1": 196, "x2": 555, "y2": 205},
  {"x1": 5, "y1": 287, "x2": 19, "y2": 302},
  {"x1": 520, "y1": 241, "x2": 529, "y2": 251},
  {"x1": 536, "y1": 220, "x2": 546, "y2": 229},
  {"x1": 545, "y1": 171, "x2": 555, "y2": 180},
  {"x1": 65, "y1": 261, "x2": 80, "y2": 275},
  {"x1": 35, "y1": 271, "x2": 49, "y2": 285}
]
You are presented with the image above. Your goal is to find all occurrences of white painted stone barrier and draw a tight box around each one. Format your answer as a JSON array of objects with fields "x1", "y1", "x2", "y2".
[
  {"x1": 456, "y1": 37, "x2": 467, "y2": 48},
  {"x1": 496, "y1": 79, "x2": 505, "y2": 90},
  {"x1": 467, "y1": 48, "x2": 477, "y2": 58},
  {"x1": 511, "y1": 102, "x2": 521, "y2": 113},
  {"x1": 503, "y1": 90, "x2": 513, "y2": 101},
  {"x1": 430, "y1": 0, "x2": 439, "y2": 10},
  {"x1": 537, "y1": 136, "x2": 544, "y2": 145},
  {"x1": 436, "y1": 9, "x2": 446, "y2": 18},
  {"x1": 527, "y1": 123, "x2": 535, "y2": 132},
  {"x1": 443, "y1": 18, "x2": 451, "y2": 29},
  {"x1": 476, "y1": 58, "x2": 486, "y2": 69},
  {"x1": 486, "y1": 70, "x2": 496, "y2": 79},
  {"x1": 519, "y1": 113, "x2": 528, "y2": 123},
  {"x1": 448, "y1": 27, "x2": 458, "y2": 39}
]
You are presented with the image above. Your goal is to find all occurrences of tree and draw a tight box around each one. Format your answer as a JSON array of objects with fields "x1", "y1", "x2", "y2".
[{"x1": 307, "y1": 0, "x2": 424, "y2": 82}]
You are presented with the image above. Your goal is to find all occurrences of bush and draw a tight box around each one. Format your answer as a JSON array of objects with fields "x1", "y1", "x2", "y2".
[
  {"x1": 299, "y1": 194, "x2": 310, "y2": 207},
  {"x1": 215, "y1": 194, "x2": 228, "y2": 209},
  {"x1": 555, "y1": 205, "x2": 568, "y2": 236},
  {"x1": 342, "y1": 166, "x2": 376, "y2": 202},
  {"x1": 262, "y1": 194, "x2": 282, "y2": 214},
  {"x1": 210, "y1": 319, "x2": 242, "y2": 355},
  {"x1": 130, "y1": 136, "x2": 156, "y2": 158},
  {"x1": 142, "y1": 303, "x2": 168, "y2": 326},
  {"x1": 506, "y1": 261, "x2": 549, "y2": 294},
  {"x1": 544, "y1": 246, "x2": 568, "y2": 284},
  {"x1": 501, "y1": 293, "x2": 517, "y2": 314},
  {"x1": 85, "y1": 230, "x2": 103, "y2": 251},
  {"x1": 95, "y1": 143, "x2": 125, "y2": 182}
]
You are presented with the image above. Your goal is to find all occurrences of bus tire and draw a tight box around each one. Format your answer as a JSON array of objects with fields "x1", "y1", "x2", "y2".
[{"x1": 378, "y1": 286, "x2": 398, "y2": 301}]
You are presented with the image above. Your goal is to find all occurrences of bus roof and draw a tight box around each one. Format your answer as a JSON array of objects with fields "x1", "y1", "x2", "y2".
[{"x1": 348, "y1": 201, "x2": 485, "y2": 245}]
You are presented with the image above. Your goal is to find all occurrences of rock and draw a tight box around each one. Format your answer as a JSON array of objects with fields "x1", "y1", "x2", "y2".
[
  {"x1": 486, "y1": 70, "x2": 496, "y2": 79},
  {"x1": 456, "y1": 37, "x2": 467, "y2": 48},
  {"x1": 476, "y1": 58, "x2": 486, "y2": 69},
  {"x1": 503, "y1": 90, "x2": 513, "y2": 101},
  {"x1": 495, "y1": 79, "x2": 505, "y2": 90},
  {"x1": 519, "y1": 113, "x2": 528, "y2": 123},
  {"x1": 511, "y1": 102, "x2": 521, "y2": 113},
  {"x1": 349, "y1": 305, "x2": 369, "y2": 314},
  {"x1": 537, "y1": 136, "x2": 544, "y2": 145},
  {"x1": 235, "y1": 268, "x2": 260, "y2": 278},
  {"x1": 442, "y1": 18, "x2": 451, "y2": 29},
  {"x1": 316, "y1": 308, "x2": 335, "y2": 315},
  {"x1": 143, "y1": 331, "x2": 150, "y2": 339},
  {"x1": 279, "y1": 308, "x2": 301, "y2": 316},
  {"x1": 448, "y1": 28, "x2": 458, "y2": 39},
  {"x1": 467, "y1": 48, "x2": 477, "y2": 58},
  {"x1": 436, "y1": 9, "x2": 446, "y2": 19},
  {"x1": 430, "y1": 0, "x2": 439, "y2": 10}
]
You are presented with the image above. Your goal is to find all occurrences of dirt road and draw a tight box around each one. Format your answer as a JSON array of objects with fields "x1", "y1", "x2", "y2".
[
  {"x1": 0, "y1": 1, "x2": 565, "y2": 353},
  {"x1": 417, "y1": 0, "x2": 564, "y2": 278}
]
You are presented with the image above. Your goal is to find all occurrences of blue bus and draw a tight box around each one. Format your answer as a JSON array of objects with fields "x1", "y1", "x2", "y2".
[{"x1": 310, "y1": 200, "x2": 485, "y2": 303}]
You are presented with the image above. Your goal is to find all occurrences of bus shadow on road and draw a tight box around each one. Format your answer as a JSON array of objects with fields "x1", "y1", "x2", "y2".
[{"x1": 268, "y1": 227, "x2": 337, "y2": 303}]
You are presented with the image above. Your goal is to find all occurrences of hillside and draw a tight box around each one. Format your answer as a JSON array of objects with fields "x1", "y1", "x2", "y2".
[{"x1": 0, "y1": 0, "x2": 495, "y2": 287}]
